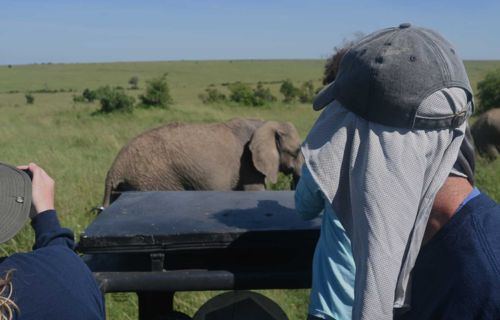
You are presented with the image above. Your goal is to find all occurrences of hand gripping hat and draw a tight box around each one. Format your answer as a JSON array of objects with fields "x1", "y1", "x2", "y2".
[
  {"x1": 313, "y1": 23, "x2": 474, "y2": 129},
  {"x1": 0, "y1": 163, "x2": 32, "y2": 243}
]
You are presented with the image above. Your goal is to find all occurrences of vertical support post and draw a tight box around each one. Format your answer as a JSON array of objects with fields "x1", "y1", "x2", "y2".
[
  {"x1": 137, "y1": 252, "x2": 172, "y2": 319},
  {"x1": 137, "y1": 291, "x2": 174, "y2": 320}
]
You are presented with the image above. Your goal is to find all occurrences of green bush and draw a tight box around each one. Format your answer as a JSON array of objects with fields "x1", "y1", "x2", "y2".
[
  {"x1": 199, "y1": 88, "x2": 227, "y2": 104},
  {"x1": 139, "y1": 74, "x2": 173, "y2": 108},
  {"x1": 228, "y1": 82, "x2": 255, "y2": 106},
  {"x1": 227, "y1": 82, "x2": 276, "y2": 107},
  {"x1": 477, "y1": 69, "x2": 500, "y2": 113},
  {"x1": 128, "y1": 76, "x2": 139, "y2": 90},
  {"x1": 72, "y1": 94, "x2": 86, "y2": 103},
  {"x1": 299, "y1": 80, "x2": 315, "y2": 103},
  {"x1": 73, "y1": 87, "x2": 108, "y2": 103},
  {"x1": 266, "y1": 172, "x2": 294, "y2": 190},
  {"x1": 25, "y1": 93, "x2": 34, "y2": 104},
  {"x1": 252, "y1": 82, "x2": 276, "y2": 106},
  {"x1": 280, "y1": 79, "x2": 300, "y2": 103},
  {"x1": 82, "y1": 88, "x2": 98, "y2": 102},
  {"x1": 97, "y1": 86, "x2": 135, "y2": 113}
]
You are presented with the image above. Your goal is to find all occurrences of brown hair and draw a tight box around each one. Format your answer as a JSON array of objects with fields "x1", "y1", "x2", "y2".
[
  {"x1": 0, "y1": 270, "x2": 18, "y2": 320},
  {"x1": 323, "y1": 46, "x2": 350, "y2": 85},
  {"x1": 323, "y1": 33, "x2": 365, "y2": 85}
]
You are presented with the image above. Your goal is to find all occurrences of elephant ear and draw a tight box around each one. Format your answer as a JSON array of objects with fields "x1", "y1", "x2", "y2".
[{"x1": 249, "y1": 121, "x2": 280, "y2": 184}]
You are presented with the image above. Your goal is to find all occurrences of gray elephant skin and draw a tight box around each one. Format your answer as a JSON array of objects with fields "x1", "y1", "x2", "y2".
[
  {"x1": 471, "y1": 108, "x2": 500, "y2": 159},
  {"x1": 103, "y1": 118, "x2": 304, "y2": 206}
]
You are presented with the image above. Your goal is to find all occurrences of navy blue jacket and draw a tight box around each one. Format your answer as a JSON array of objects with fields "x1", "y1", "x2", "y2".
[
  {"x1": 399, "y1": 193, "x2": 500, "y2": 320},
  {"x1": 0, "y1": 210, "x2": 105, "y2": 320}
]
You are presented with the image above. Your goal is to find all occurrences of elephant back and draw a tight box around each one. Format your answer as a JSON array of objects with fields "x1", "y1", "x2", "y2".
[
  {"x1": 224, "y1": 118, "x2": 265, "y2": 144},
  {"x1": 471, "y1": 108, "x2": 500, "y2": 157}
]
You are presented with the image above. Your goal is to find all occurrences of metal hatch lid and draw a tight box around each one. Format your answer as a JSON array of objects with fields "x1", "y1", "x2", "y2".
[{"x1": 78, "y1": 191, "x2": 321, "y2": 254}]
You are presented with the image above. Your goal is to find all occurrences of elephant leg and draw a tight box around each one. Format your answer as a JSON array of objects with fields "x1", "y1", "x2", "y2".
[
  {"x1": 485, "y1": 144, "x2": 499, "y2": 160},
  {"x1": 106, "y1": 179, "x2": 138, "y2": 206}
]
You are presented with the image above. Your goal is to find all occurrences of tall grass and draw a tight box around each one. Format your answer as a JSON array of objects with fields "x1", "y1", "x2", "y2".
[{"x1": 0, "y1": 60, "x2": 499, "y2": 319}]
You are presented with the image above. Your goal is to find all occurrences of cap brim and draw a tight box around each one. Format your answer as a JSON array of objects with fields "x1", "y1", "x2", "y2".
[
  {"x1": 0, "y1": 164, "x2": 32, "y2": 243},
  {"x1": 313, "y1": 81, "x2": 336, "y2": 111}
]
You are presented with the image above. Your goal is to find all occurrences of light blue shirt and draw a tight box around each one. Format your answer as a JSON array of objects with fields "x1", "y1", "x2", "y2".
[
  {"x1": 295, "y1": 166, "x2": 355, "y2": 320},
  {"x1": 456, "y1": 186, "x2": 480, "y2": 211}
]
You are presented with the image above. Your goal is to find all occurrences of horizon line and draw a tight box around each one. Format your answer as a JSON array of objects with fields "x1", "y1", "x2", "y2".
[{"x1": 2, "y1": 57, "x2": 500, "y2": 67}]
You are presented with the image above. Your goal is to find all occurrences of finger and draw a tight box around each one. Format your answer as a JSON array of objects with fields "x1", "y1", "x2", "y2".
[
  {"x1": 28, "y1": 163, "x2": 43, "y2": 176},
  {"x1": 28, "y1": 162, "x2": 39, "y2": 170},
  {"x1": 17, "y1": 165, "x2": 29, "y2": 170},
  {"x1": 30, "y1": 164, "x2": 53, "y2": 183}
]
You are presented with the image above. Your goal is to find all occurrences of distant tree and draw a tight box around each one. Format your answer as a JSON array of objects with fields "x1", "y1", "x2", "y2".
[
  {"x1": 139, "y1": 74, "x2": 173, "y2": 108},
  {"x1": 7, "y1": 65, "x2": 12, "y2": 69},
  {"x1": 128, "y1": 76, "x2": 139, "y2": 90},
  {"x1": 280, "y1": 80, "x2": 300, "y2": 103},
  {"x1": 25, "y1": 93, "x2": 34, "y2": 104},
  {"x1": 477, "y1": 69, "x2": 500, "y2": 113}
]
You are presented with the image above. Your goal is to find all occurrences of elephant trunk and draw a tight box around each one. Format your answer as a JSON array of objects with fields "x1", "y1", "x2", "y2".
[{"x1": 290, "y1": 152, "x2": 304, "y2": 190}]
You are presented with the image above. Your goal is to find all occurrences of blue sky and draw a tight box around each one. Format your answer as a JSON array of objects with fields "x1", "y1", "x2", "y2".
[{"x1": 1, "y1": 0, "x2": 499, "y2": 65}]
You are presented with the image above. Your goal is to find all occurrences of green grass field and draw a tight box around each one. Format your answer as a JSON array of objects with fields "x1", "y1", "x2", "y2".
[{"x1": 0, "y1": 59, "x2": 499, "y2": 319}]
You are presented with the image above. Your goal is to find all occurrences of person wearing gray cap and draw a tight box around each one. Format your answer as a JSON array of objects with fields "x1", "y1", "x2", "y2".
[
  {"x1": 0, "y1": 163, "x2": 105, "y2": 319},
  {"x1": 295, "y1": 23, "x2": 486, "y2": 319}
]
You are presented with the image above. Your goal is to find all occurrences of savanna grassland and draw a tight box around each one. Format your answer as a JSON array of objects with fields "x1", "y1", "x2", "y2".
[{"x1": 0, "y1": 59, "x2": 499, "y2": 319}]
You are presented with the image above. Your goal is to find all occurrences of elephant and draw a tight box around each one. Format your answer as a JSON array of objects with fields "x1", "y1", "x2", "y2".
[
  {"x1": 102, "y1": 118, "x2": 304, "y2": 206},
  {"x1": 471, "y1": 108, "x2": 500, "y2": 159}
]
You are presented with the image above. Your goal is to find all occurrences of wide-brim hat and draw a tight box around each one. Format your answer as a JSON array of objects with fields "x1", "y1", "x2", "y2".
[{"x1": 0, "y1": 163, "x2": 32, "y2": 243}]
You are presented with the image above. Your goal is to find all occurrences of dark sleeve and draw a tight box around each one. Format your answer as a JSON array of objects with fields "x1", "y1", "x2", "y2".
[{"x1": 31, "y1": 210, "x2": 75, "y2": 250}]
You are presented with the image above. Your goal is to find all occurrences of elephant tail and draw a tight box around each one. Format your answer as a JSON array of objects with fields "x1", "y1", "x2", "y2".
[
  {"x1": 102, "y1": 176, "x2": 113, "y2": 208},
  {"x1": 102, "y1": 172, "x2": 120, "y2": 208},
  {"x1": 103, "y1": 171, "x2": 133, "y2": 207}
]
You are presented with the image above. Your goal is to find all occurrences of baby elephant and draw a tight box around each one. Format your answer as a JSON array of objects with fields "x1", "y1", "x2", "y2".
[
  {"x1": 471, "y1": 108, "x2": 500, "y2": 160},
  {"x1": 103, "y1": 118, "x2": 304, "y2": 206}
]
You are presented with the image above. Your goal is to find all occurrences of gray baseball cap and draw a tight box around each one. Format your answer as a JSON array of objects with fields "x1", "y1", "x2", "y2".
[
  {"x1": 313, "y1": 23, "x2": 474, "y2": 129},
  {"x1": 0, "y1": 163, "x2": 32, "y2": 243}
]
